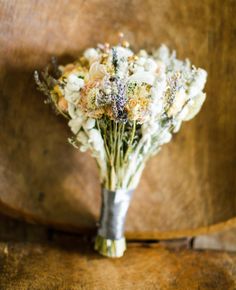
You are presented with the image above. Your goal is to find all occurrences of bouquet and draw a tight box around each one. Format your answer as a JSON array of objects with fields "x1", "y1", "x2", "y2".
[{"x1": 35, "y1": 35, "x2": 207, "y2": 258}]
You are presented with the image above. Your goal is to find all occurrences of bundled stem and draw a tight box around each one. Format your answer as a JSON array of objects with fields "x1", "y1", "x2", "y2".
[{"x1": 96, "y1": 118, "x2": 138, "y2": 190}]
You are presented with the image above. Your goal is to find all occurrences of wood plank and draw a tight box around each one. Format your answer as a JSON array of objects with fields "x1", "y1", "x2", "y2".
[
  {"x1": 194, "y1": 227, "x2": 236, "y2": 252},
  {"x1": 0, "y1": 214, "x2": 235, "y2": 289},
  {"x1": 0, "y1": 242, "x2": 235, "y2": 289},
  {"x1": 0, "y1": 0, "x2": 236, "y2": 238}
]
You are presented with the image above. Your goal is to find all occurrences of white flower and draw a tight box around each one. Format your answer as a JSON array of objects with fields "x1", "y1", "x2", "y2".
[
  {"x1": 64, "y1": 90, "x2": 80, "y2": 104},
  {"x1": 83, "y1": 118, "x2": 95, "y2": 130},
  {"x1": 188, "y1": 68, "x2": 207, "y2": 98},
  {"x1": 136, "y1": 57, "x2": 146, "y2": 66},
  {"x1": 155, "y1": 60, "x2": 166, "y2": 76},
  {"x1": 132, "y1": 64, "x2": 145, "y2": 74},
  {"x1": 128, "y1": 71, "x2": 155, "y2": 85},
  {"x1": 149, "y1": 101, "x2": 163, "y2": 116},
  {"x1": 84, "y1": 48, "x2": 99, "y2": 63},
  {"x1": 142, "y1": 122, "x2": 160, "y2": 137},
  {"x1": 68, "y1": 115, "x2": 84, "y2": 134},
  {"x1": 168, "y1": 88, "x2": 187, "y2": 117},
  {"x1": 88, "y1": 129, "x2": 104, "y2": 151},
  {"x1": 68, "y1": 103, "x2": 82, "y2": 119},
  {"x1": 151, "y1": 78, "x2": 165, "y2": 96},
  {"x1": 116, "y1": 60, "x2": 129, "y2": 78},
  {"x1": 138, "y1": 49, "x2": 148, "y2": 58},
  {"x1": 77, "y1": 131, "x2": 88, "y2": 144},
  {"x1": 154, "y1": 45, "x2": 170, "y2": 63},
  {"x1": 77, "y1": 131, "x2": 89, "y2": 152},
  {"x1": 115, "y1": 46, "x2": 133, "y2": 58},
  {"x1": 196, "y1": 69, "x2": 207, "y2": 89},
  {"x1": 172, "y1": 120, "x2": 182, "y2": 133},
  {"x1": 145, "y1": 58, "x2": 158, "y2": 72},
  {"x1": 149, "y1": 87, "x2": 164, "y2": 116},
  {"x1": 159, "y1": 130, "x2": 172, "y2": 144},
  {"x1": 64, "y1": 74, "x2": 84, "y2": 104},
  {"x1": 89, "y1": 62, "x2": 107, "y2": 81},
  {"x1": 183, "y1": 92, "x2": 206, "y2": 121},
  {"x1": 67, "y1": 74, "x2": 84, "y2": 91},
  {"x1": 178, "y1": 106, "x2": 189, "y2": 120}
]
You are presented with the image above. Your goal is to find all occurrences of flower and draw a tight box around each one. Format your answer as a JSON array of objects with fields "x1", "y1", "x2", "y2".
[
  {"x1": 144, "y1": 58, "x2": 158, "y2": 72},
  {"x1": 128, "y1": 71, "x2": 155, "y2": 85},
  {"x1": 89, "y1": 62, "x2": 107, "y2": 81},
  {"x1": 36, "y1": 39, "x2": 207, "y2": 190},
  {"x1": 83, "y1": 118, "x2": 96, "y2": 130},
  {"x1": 64, "y1": 74, "x2": 84, "y2": 105},
  {"x1": 77, "y1": 131, "x2": 89, "y2": 152},
  {"x1": 183, "y1": 92, "x2": 206, "y2": 121},
  {"x1": 188, "y1": 69, "x2": 207, "y2": 98},
  {"x1": 68, "y1": 117, "x2": 83, "y2": 134},
  {"x1": 159, "y1": 130, "x2": 172, "y2": 144},
  {"x1": 84, "y1": 48, "x2": 100, "y2": 63},
  {"x1": 67, "y1": 74, "x2": 85, "y2": 91},
  {"x1": 88, "y1": 129, "x2": 104, "y2": 151},
  {"x1": 167, "y1": 88, "x2": 187, "y2": 117}
]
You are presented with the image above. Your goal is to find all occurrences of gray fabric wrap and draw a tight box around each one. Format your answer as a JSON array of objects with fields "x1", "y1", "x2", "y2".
[{"x1": 98, "y1": 188, "x2": 134, "y2": 240}]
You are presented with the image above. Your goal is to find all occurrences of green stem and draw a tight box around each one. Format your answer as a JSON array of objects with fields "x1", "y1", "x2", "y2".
[{"x1": 124, "y1": 121, "x2": 136, "y2": 164}]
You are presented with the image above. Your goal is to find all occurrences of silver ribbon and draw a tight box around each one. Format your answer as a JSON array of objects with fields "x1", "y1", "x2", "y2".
[{"x1": 98, "y1": 188, "x2": 134, "y2": 240}]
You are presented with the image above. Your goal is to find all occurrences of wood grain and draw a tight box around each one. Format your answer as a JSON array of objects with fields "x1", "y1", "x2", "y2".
[
  {"x1": 194, "y1": 227, "x2": 236, "y2": 251},
  {"x1": 0, "y1": 213, "x2": 235, "y2": 289},
  {"x1": 0, "y1": 0, "x2": 236, "y2": 238},
  {"x1": 0, "y1": 242, "x2": 236, "y2": 289}
]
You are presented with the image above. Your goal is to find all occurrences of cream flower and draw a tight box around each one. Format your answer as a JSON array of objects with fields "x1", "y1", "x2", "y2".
[
  {"x1": 141, "y1": 122, "x2": 160, "y2": 137},
  {"x1": 89, "y1": 62, "x2": 107, "y2": 81},
  {"x1": 188, "y1": 69, "x2": 207, "y2": 98},
  {"x1": 68, "y1": 116, "x2": 83, "y2": 134},
  {"x1": 67, "y1": 103, "x2": 82, "y2": 119},
  {"x1": 88, "y1": 129, "x2": 104, "y2": 151},
  {"x1": 77, "y1": 131, "x2": 89, "y2": 152},
  {"x1": 83, "y1": 118, "x2": 96, "y2": 130},
  {"x1": 128, "y1": 71, "x2": 155, "y2": 85},
  {"x1": 144, "y1": 58, "x2": 158, "y2": 72},
  {"x1": 159, "y1": 130, "x2": 172, "y2": 144},
  {"x1": 115, "y1": 46, "x2": 133, "y2": 58},
  {"x1": 64, "y1": 74, "x2": 84, "y2": 104},
  {"x1": 183, "y1": 92, "x2": 206, "y2": 121},
  {"x1": 67, "y1": 74, "x2": 85, "y2": 91},
  {"x1": 136, "y1": 57, "x2": 146, "y2": 66},
  {"x1": 84, "y1": 48, "x2": 99, "y2": 63},
  {"x1": 167, "y1": 88, "x2": 187, "y2": 117}
]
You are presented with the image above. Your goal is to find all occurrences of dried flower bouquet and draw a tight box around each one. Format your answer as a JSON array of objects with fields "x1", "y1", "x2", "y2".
[{"x1": 35, "y1": 35, "x2": 207, "y2": 258}]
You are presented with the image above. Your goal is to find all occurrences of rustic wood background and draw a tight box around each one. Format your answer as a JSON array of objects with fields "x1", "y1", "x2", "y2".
[{"x1": 0, "y1": 0, "x2": 236, "y2": 238}]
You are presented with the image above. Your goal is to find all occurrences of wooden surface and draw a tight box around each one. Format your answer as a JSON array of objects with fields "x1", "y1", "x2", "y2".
[
  {"x1": 194, "y1": 227, "x2": 236, "y2": 252},
  {"x1": 0, "y1": 214, "x2": 235, "y2": 290},
  {"x1": 1, "y1": 243, "x2": 236, "y2": 290},
  {"x1": 0, "y1": 0, "x2": 236, "y2": 238}
]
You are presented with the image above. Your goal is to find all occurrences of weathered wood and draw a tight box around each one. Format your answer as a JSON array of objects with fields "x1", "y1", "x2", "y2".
[
  {"x1": 194, "y1": 227, "x2": 236, "y2": 251},
  {"x1": 0, "y1": 214, "x2": 235, "y2": 289},
  {"x1": 0, "y1": 242, "x2": 236, "y2": 289},
  {"x1": 0, "y1": 0, "x2": 236, "y2": 238}
]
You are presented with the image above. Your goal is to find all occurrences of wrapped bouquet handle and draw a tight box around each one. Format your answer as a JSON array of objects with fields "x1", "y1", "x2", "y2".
[
  {"x1": 95, "y1": 188, "x2": 134, "y2": 257},
  {"x1": 35, "y1": 34, "x2": 207, "y2": 258}
]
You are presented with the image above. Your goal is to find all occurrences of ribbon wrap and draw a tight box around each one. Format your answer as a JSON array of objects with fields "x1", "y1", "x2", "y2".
[{"x1": 98, "y1": 188, "x2": 134, "y2": 240}]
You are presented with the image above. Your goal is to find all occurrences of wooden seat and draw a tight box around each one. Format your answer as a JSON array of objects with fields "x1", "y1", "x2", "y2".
[{"x1": 0, "y1": 214, "x2": 235, "y2": 289}]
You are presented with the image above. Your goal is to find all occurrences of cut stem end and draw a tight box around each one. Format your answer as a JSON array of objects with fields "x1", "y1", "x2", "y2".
[{"x1": 94, "y1": 235, "x2": 126, "y2": 258}]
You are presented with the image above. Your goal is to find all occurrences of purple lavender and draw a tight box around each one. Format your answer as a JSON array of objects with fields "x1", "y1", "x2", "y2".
[
  {"x1": 111, "y1": 48, "x2": 128, "y2": 121},
  {"x1": 110, "y1": 76, "x2": 127, "y2": 121}
]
